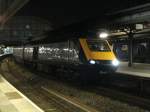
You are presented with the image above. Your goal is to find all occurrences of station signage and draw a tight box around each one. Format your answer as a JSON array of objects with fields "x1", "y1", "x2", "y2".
[{"x1": 135, "y1": 24, "x2": 144, "y2": 30}]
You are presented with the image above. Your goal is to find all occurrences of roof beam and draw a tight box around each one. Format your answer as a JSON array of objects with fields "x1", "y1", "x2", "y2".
[
  {"x1": 110, "y1": 3, "x2": 150, "y2": 24},
  {"x1": 0, "y1": 0, "x2": 30, "y2": 28}
]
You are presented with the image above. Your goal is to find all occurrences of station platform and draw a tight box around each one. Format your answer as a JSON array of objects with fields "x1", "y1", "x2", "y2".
[
  {"x1": 117, "y1": 62, "x2": 150, "y2": 78},
  {"x1": 0, "y1": 75, "x2": 44, "y2": 112}
]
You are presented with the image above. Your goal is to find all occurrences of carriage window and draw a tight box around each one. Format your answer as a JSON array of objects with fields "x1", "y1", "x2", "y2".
[{"x1": 87, "y1": 39, "x2": 110, "y2": 51}]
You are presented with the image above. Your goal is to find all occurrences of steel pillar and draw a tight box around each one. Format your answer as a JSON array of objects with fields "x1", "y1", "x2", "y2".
[{"x1": 128, "y1": 32, "x2": 134, "y2": 67}]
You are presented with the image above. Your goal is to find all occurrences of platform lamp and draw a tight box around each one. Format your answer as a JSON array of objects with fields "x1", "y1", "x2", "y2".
[{"x1": 98, "y1": 30, "x2": 109, "y2": 39}]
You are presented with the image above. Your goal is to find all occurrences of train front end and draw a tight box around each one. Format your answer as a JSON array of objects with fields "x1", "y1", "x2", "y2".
[{"x1": 79, "y1": 38, "x2": 119, "y2": 72}]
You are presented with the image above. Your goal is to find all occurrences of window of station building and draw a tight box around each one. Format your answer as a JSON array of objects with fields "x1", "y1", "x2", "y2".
[
  {"x1": 87, "y1": 39, "x2": 111, "y2": 52},
  {"x1": 121, "y1": 45, "x2": 128, "y2": 51}
]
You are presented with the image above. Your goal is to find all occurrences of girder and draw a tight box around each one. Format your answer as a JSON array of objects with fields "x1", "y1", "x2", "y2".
[{"x1": 0, "y1": 0, "x2": 30, "y2": 27}]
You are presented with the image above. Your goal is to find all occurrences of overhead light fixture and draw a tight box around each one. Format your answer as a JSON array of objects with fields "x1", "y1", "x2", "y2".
[
  {"x1": 135, "y1": 24, "x2": 143, "y2": 30},
  {"x1": 99, "y1": 32, "x2": 109, "y2": 39}
]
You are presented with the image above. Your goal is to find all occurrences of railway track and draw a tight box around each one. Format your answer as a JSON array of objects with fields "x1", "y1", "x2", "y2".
[
  {"x1": 0, "y1": 57, "x2": 150, "y2": 111},
  {"x1": 0, "y1": 58, "x2": 99, "y2": 112},
  {"x1": 91, "y1": 86, "x2": 150, "y2": 110},
  {"x1": 41, "y1": 87, "x2": 99, "y2": 112},
  {"x1": 39, "y1": 72, "x2": 150, "y2": 111},
  {"x1": 87, "y1": 73, "x2": 150, "y2": 110}
]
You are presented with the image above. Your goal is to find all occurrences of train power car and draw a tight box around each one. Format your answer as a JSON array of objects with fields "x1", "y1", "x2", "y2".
[{"x1": 13, "y1": 37, "x2": 119, "y2": 77}]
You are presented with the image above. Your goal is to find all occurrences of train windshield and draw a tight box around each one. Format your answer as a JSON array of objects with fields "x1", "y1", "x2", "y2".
[{"x1": 87, "y1": 39, "x2": 111, "y2": 51}]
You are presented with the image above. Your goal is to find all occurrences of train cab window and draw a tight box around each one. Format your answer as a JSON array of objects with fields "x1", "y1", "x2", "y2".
[{"x1": 87, "y1": 39, "x2": 110, "y2": 51}]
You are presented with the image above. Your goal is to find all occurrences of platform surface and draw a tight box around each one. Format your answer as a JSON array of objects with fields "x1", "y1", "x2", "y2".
[
  {"x1": 117, "y1": 62, "x2": 150, "y2": 78},
  {"x1": 0, "y1": 75, "x2": 44, "y2": 112}
]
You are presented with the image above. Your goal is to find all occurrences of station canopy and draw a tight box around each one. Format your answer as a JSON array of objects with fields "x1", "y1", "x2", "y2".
[{"x1": 0, "y1": 0, "x2": 150, "y2": 45}]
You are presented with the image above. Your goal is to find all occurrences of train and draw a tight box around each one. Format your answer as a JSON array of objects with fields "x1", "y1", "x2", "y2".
[{"x1": 13, "y1": 37, "x2": 119, "y2": 78}]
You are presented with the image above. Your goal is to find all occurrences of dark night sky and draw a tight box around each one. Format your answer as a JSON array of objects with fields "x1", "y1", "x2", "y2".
[{"x1": 16, "y1": 0, "x2": 150, "y2": 29}]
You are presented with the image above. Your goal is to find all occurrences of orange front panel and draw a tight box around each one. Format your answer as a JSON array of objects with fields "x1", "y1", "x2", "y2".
[
  {"x1": 90, "y1": 52, "x2": 115, "y2": 60},
  {"x1": 79, "y1": 38, "x2": 91, "y2": 60},
  {"x1": 79, "y1": 38, "x2": 116, "y2": 61}
]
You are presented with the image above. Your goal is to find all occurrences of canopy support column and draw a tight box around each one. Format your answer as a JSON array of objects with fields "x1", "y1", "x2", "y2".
[{"x1": 128, "y1": 31, "x2": 134, "y2": 67}]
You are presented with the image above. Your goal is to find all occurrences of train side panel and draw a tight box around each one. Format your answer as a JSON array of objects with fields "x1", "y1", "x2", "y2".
[
  {"x1": 24, "y1": 47, "x2": 34, "y2": 62},
  {"x1": 13, "y1": 47, "x2": 24, "y2": 62},
  {"x1": 12, "y1": 38, "x2": 119, "y2": 74},
  {"x1": 37, "y1": 40, "x2": 84, "y2": 69}
]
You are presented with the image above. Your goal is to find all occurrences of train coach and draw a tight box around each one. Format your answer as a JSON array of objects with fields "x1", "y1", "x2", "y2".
[{"x1": 13, "y1": 37, "x2": 119, "y2": 76}]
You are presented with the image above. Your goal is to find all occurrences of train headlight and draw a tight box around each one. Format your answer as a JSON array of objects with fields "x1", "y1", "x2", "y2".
[
  {"x1": 89, "y1": 60, "x2": 96, "y2": 64},
  {"x1": 112, "y1": 59, "x2": 119, "y2": 66}
]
